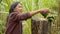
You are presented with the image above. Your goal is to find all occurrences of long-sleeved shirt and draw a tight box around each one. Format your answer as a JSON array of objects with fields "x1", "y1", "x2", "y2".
[{"x1": 5, "y1": 12, "x2": 32, "y2": 34}]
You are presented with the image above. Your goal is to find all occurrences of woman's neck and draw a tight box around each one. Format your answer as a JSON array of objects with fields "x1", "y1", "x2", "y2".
[{"x1": 15, "y1": 11, "x2": 22, "y2": 14}]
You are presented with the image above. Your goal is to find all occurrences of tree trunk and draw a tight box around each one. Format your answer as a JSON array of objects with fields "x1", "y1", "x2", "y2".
[
  {"x1": 31, "y1": 17, "x2": 51, "y2": 34},
  {"x1": 54, "y1": 0, "x2": 60, "y2": 34}
]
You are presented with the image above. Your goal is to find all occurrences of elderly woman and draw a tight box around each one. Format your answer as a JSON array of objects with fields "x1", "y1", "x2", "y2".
[{"x1": 5, "y1": 2, "x2": 50, "y2": 34}]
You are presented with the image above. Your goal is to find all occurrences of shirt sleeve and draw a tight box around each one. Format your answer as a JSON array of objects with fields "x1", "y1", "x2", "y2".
[
  {"x1": 18, "y1": 12, "x2": 32, "y2": 21},
  {"x1": 9, "y1": 12, "x2": 32, "y2": 22}
]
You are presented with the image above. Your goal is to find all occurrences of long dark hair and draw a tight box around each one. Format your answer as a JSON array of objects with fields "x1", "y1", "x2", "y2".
[{"x1": 9, "y1": 2, "x2": 20, "y2": 14}]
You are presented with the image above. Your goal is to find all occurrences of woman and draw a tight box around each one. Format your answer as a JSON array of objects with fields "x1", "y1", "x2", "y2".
[{"x1": 5, "y1": 2, "x2": 50, "y2": 34}]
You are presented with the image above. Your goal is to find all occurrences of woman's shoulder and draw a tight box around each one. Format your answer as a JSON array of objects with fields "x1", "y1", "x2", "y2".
[{"x1": 9, "y1": 12, "x2": 17, "y2": 17}]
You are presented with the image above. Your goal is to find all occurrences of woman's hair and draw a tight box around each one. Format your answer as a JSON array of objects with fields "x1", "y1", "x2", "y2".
[
  {"x1": 9, "y1": 2, "x2": 20, "y2": 14},
  {"x1": 6, "y1": 2, "x2": 21, "y2": 22}
]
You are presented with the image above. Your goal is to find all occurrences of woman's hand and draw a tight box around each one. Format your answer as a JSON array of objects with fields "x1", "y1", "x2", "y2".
[
  {"x1": 38, "y1": 8, "x2": 50, "y2": 18},
  {"x1": 38, "y1": 8, "x2": 50, "y2": 13}
]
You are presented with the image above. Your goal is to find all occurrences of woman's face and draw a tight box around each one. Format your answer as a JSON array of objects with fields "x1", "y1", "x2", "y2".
[{"x1": 14, "y1": 3, "x2": 22, "y2": 13}]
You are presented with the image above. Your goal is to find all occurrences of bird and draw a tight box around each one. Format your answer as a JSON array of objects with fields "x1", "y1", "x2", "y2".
[
  {"x1": 40, "y1": 8, "x2": 55, "y2": 22},
  {"x1": 40, "y1": 11, "x2": 48, "y2": 18}
]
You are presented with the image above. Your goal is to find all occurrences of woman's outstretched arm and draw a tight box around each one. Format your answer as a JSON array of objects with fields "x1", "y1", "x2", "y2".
[
  {"x1": 9, "y1": 8, "x2": 50, "y2": 21},
  {"x1": 30, "y1": 8, "x2": 50, "y2": 16}
]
